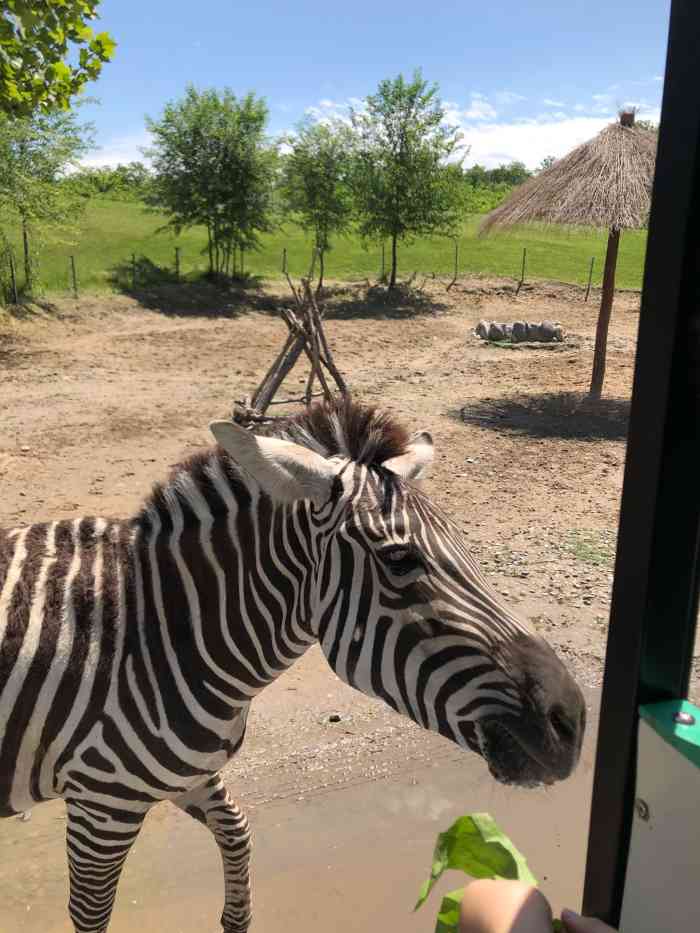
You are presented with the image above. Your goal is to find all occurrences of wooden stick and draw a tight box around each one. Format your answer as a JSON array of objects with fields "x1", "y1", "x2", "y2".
[
  {"x1": 282, "y1": 247, "x2": 287, "y2": 274},
  {"x1": 381, "y1": 242, "x2": 385, "y2": 281},
  {"x1": 131, "y1": 253, "x2": 137, "y2": 290},
  {"x1": 516, "y1": 247, "x2": 527, "y2": 295},
  {"x1": 307, "y1": 287, "x2": 348, "y2": 396},
  {"x1": 70, "y1": 255, "x2": 78, "y2": 298},
  {"x1": 268, "y1": 391, "x2": 325, "y2": 406},
  {"x1": 585, "y1": 256, "x2": 595, "y2": 302},
  {"x1": 446, "y1": 239, "x2": 459, "y2": 291},
  {"x1": 175, "y1": 247, "x2": 180, "y2": 281}
]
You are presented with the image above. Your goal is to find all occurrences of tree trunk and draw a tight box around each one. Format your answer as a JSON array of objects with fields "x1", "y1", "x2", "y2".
[
  {"x1": 389, "y1": 232, "x2": 398, "y2": 288},
  {"x1": 207, "y1": 226, "x2": 214, "y2": 275},
  {"x1": 21, "y1": 217, "x2": 31, "y2": 293},
  {"x1": 588, "y1": 227, "x2": 620, "y2": 399},
  {"x1": 316, "y1": 249, "x2": 325, "y2": 296}
]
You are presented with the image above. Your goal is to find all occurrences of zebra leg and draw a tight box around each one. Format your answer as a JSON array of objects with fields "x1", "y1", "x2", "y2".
[
  {"x1": 174, "y1": 775, "x2": 252, "y2": 933},
  {"x1": 65, "y1": 798, "x2": 147, "y2": 933}
]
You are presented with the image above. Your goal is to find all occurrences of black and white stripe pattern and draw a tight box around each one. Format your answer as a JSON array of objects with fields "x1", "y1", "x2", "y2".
[{"x1": 0, "y1": 401, "x2": 584, "y2": 932}]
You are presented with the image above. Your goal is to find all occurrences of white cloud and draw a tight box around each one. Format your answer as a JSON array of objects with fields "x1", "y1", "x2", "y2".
[
  {"x1": 80, "y1": 131, "x2": 152, "y2": 168},
  {"x1": 495, "y1": 90, "x2": 527, "y2": 105},
  {"x1": 319, "y1": 99, "x2": 336, "y2": 109},
  {"x1": 461, "y1": 115, "x2": 615, "y2": 169},
  {"x1": 463, "y1": 95, "x2": 497, "y2": 121},
  {"x1": 543, "y1": 98, "x2": 564, "y2": 107},
  {"x1": 573, "y1": 103, "x2": 586, "y2": 112}
]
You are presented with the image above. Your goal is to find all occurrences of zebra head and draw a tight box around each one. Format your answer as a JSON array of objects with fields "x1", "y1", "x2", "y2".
[{"x1": 212, "y1": 400, "x2": 585, "y2": 788}]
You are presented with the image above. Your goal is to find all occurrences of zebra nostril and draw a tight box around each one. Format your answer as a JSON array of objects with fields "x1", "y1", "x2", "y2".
[{"x1": 549, "y1": 705, "x2": 576, "y2": 745}]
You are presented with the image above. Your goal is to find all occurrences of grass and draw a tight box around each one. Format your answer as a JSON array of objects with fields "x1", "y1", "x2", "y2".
[
  {"x1": 5, "y1": 198, "x2": 648, "y2": 296},
  {"x1": 565, "y1": 530, "x2": 615, "y2": 567}
]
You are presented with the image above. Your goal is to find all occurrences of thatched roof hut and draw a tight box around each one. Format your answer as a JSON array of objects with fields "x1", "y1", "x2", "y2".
[{"x1": 480, "y1": 112, "x2": 657, "y2": 397}]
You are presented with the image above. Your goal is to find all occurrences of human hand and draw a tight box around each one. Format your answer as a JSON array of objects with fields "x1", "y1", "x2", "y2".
[{"x1": 459, "y1": 879, "x2": 553, "y2": 933}]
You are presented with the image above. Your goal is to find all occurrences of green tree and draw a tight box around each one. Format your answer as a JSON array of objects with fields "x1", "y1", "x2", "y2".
[
  {"x1": 0, "y1": 2, "x2": 116, "y2": 116},
  {"x1": 0, "y1": 108, "x2": 92, "y2": 293},
  {"x1": 281, "y1": 119, "x2": 353, "y2": 291},
  {"x1": 146, "y1": 85, "x2": 277, "y2": 277},
  {"x1": 537, "y1": 155, "x2": 556, "y2": 172},
  {"x1": 68, "y1": 161, "x2": 152, "y2": 201},
  {"x1": 350, "y1": 70, "x2": 464, "y2": 288}
]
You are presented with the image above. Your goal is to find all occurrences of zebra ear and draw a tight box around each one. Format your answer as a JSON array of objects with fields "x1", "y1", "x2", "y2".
[
  {"x1": 210, "y1": 421, "x2": 340, "y2": 505},
  {"x1": 383, "y1": 431, "x2": 434, "y2": 481}
]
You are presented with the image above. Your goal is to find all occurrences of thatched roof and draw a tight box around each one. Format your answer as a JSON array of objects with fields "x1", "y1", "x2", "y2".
[{"x1": 480, "y1": 115, "x2": 657, "y2": 234}]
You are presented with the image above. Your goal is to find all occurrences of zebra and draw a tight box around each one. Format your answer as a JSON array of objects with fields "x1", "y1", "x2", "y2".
[{"x1": 0, "y1": 397, "x2": 585, "y2": 933}]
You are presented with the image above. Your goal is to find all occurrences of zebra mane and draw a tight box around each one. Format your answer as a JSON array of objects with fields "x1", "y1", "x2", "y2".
[
  {"x1": 137, "y1": 398, "x2": 409, "y2": 524},
  {"x1": 269, "y1": 396, "x2": 411, "y2": 466}
]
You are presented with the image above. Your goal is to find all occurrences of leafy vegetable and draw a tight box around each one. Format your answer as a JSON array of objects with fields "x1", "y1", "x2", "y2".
[{"x1": 415, "y1": 812, "x2": 560, "y2": 933}]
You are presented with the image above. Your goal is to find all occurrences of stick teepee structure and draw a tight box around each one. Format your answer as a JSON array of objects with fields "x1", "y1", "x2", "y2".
[
  {"x1": 232, "y1": 265, "x2": 348, "y2": 428},
  {"x1": 481, "y1": 111, "x2": 657, "y2": 398}
]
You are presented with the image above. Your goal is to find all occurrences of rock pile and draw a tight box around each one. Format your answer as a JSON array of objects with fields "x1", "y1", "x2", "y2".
[{"x1": 475, "y1": 320, "x2": 564, "y2": 343}]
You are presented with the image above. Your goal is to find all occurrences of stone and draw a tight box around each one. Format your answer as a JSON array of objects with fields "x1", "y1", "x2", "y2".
[
  {"x1": 512, "y1": 321, "x2": 528, "y2": 342},
  {"x1": 488, "y1": 322, "x2": 505, "y2": 341},
  {"x1": 475, "y1": 320, "x2": 489, "y2": 339}
]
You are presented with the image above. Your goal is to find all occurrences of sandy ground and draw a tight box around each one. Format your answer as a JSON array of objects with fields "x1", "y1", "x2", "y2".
[{"x1": 1, "y1": 276, "x2": 698, "y2": 931}]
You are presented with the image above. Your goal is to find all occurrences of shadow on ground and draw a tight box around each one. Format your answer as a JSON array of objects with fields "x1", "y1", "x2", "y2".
[
  {"x1": 457, "y1": 391, "x2": 630, "y2": 441},
  {"x1": 107, "y1": 258, "x2": 276, "y2": 317},
  {"x1": 105, "y1": 264, "x2": 448, "y2": 319}
]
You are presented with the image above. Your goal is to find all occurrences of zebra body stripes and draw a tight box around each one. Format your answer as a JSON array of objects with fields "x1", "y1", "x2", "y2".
[{"x1": 0, "y1": 399, "x2": 585, "y2": 932}]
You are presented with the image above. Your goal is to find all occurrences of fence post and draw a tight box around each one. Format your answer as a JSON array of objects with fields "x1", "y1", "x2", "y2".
[
  {"x1": 381, "y1": 242, "x2": 385, "y2": 281},
  {"x1": 131, "y1": 253, "x2": 137, "y2": 290},
  {"x1": 282, "y1": 247, "x2": 287, "y2": 275},
  {"x1": 70, "y1": 255, "x2": 78, "y2": 298},
  {"x1": 8, "y1": 248, "x2": 18, "y2": 304},
  {"x1": 585, "y1": 256, "x2": 595, "y2": 302},
  {"x1": 516, "y1": 247, "x2": 527, "y2": 295},
  {"x1": 175, "y1": 246, "x2": 180, "y2": 281}
]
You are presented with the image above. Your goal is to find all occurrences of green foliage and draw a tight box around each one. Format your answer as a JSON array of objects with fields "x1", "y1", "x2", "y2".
[
  {"x1": 68, "y1": 162, "x2": 152, "y2": 202},
  {"x1": 415, "y1": 814, "x2": 541, "y2": 933},
  {"x1": 280, "y1": 119, "x2": 353, "y2": 287},
  {"x1": 463, "y1": 162, "x2": 532, "y2": 187},
  {"x1": 350, "y1": 70, "x2": 464, "y2": 286},
  {"x1": 146, "y1": 85, "x2": 277, "y2": 277},
  {"x1": 11, "y1": 198, "x2": 649, "y2": 294},
  {"x1": 0, "y1": 108, "x2": 92, "y2": 294},
  {"x1": 0, "y1": 2, "x2": 116, "y2": 116}
]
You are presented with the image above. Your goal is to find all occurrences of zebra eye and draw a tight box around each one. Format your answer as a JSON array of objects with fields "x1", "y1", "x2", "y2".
[{"x1": 378, "y1": 545, "x2": 423, "y2": 576}]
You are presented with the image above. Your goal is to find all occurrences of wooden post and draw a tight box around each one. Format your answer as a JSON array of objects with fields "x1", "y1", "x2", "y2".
[
  {"x1": 131, "y1": 253, "x2": 137, "y2": 290},
  {"x1": 175, "y1": 247, "x2": 180, "y2": 281},
  {"x1": 70, "y1": 256, "x2": 78, "y2": 298},
  {"x1": 381, "y1": 242, "x2": 385, "y2": 282},
  {"x1": 589, "y1": 228, "x2": 621, "y2": 399},
  {"x1": 516, "y1": 247, "x2": 527, "y2": 294},
  {"x1": 585, "y1": 256, "x2": 595, "y2": 302},
  {"x1": 282, "y1": 248, "x2": 287, "y2": 275},
  {"x1": 447, "y1": 239, "x2": 459, "y2": 291},
  {"x1": 8, "y1": 249, "x2": 18, "y2": 304}
]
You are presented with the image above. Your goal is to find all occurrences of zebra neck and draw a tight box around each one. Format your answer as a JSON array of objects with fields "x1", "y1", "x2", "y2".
[{"x1": 131, "y1": 458, "x2": 338, "y2": 712}]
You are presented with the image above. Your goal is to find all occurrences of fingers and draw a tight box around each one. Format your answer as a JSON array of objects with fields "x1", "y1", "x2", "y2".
[
  {"x1": 561, "y1": 908, "x2": 618, "y2": 933},
  {"x1": 459, "y1": 879, "x2": 553, "y2": 933}
]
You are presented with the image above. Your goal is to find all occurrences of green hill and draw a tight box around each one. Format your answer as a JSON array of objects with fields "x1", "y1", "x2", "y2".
[{"x1": 7, "y1": 198, "x2": 647, "y2": 295}]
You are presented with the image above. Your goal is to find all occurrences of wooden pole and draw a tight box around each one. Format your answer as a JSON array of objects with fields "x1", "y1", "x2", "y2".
[
  {"x1": 70, "y1": 255, "x2": 78, "y2": 298},
  {"x1": 585, "y1": 256, "x2": 595, "y2": 301},
  {"x1": 447, "y1": 239, "x2": 459, "y2": 291},
  {"x1": 8, "y1": 249, "x2": 18, "y2": 304},
  {"x1": 175, "y1": 247, "x2": 180, "y2": 281},
  {"x1": 588, "y1": 228, "x2": 621, "y2": 399},
  {"x1": 131, "y1": 253, "x2": 137, "y2": 290},
  {"x1": 381, "y1": 242, "x2": 385, "y2": 282},
  {"x1": 516, "y1": 247, "x2": 527, "y2": 294},
  {"x1": 282, "y1": 247, "x2": 287, "y2": 275}
]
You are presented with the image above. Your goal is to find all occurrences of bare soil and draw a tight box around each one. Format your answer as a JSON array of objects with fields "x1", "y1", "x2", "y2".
[{"x1": 1, "y1": 276, "x2": 697, "y2": 931}]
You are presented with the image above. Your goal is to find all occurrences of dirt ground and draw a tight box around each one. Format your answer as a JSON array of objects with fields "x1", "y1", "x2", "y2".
[{"x1": 1, "y1": 275, "x2": 698, "y2": 931}]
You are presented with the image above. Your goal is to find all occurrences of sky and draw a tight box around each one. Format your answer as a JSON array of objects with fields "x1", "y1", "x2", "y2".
[{"x1": 78, "y1": 0, "x2": 671, "y2": 170}]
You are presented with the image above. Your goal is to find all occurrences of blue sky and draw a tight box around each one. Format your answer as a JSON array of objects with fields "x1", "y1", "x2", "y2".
[{"x1": 80, "y1": 0, "x2": 671, "y2": 169}]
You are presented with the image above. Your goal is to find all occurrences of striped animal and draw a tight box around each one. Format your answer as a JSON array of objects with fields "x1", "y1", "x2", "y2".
[{"x1": 0, "y1": 399, "x2": 585, "y2": 932}]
